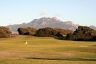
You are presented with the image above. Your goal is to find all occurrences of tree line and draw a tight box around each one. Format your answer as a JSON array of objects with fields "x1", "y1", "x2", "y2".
[{"x1": 1, "y1": 26, "x2": 96, "y2": 41}]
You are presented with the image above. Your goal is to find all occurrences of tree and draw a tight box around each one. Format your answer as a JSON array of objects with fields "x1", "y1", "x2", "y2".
[
  {"x1": 0, "y1": 27, "x2": 12, "y2": 38},
  {"x1": 35, "y1": 27, "x2": 57, "y2": 37},
  {"x1": 17, "y1": 27, "x2": 37, "y2": 35},
  {"x1": 66, "y1": 26, "x2": 96, "y2": 41}
]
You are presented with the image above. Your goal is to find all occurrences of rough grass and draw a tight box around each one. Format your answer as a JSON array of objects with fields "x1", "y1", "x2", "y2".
[{"x1": 0, "y1": 35, "x2": 96, "y2": 64}]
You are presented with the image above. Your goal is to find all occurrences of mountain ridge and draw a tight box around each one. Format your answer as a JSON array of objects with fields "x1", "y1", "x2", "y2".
[{"x1": 8, "y1": 17, "x2": 96, "y2": 33}]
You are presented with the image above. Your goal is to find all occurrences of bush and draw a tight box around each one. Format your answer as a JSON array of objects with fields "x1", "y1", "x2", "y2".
[
  {"x1": 35, "y1": 27, "x2": 68, "y2": 40},
  {"x1": 0, "y1": 27, "x2": 12, "y2": 38},
  {"x1": 17, "y1": 27, "x2": 37, "y2": 35},
  {"x1": 35, "y1": 27, "x2": 57, "y2": 37},
  {"x1": 66, "y1": 26, "x2": 96, "y2": 41},
  {"x1": 54, "y1": 29, "x2": 72, "y2": 35}
]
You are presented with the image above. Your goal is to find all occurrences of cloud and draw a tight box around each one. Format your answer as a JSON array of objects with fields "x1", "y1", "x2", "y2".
[
  {"x1": 39, "y1": 9, "x2": 49, "y2": 17},
  {"x1": 39, "y1": 9, "x2": 64, "y2": 21}
]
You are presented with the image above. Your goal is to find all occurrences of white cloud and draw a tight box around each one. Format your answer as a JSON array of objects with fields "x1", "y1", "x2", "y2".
[{"x1": 39, "y1": 9, "x2": 50, "y2": 17}]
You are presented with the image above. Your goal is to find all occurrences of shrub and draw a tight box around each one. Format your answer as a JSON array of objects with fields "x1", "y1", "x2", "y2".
[
  {"x1": 54, "y1": 29, "x2": 72, "y2": 35},
  {"x1": 0, "y1": 27, "x2": 12, "y2": 38},
  {"x1": 66, "y1": 26, "x2": 96, "y2": 41},
  {"x1": 17, "y1": 27, "x2": 37, "y2": 35},
  {"x1": 35, "y1": 27, "x2": 57, "y2": 37}
]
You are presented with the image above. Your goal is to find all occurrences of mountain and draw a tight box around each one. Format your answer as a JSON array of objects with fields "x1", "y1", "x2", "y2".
[
  {"x1": 8, "y1": 23, "x2": 29, "y2": 33},
  {"x1": 8, "y1": 17, "x2": 79, "y2": 33},
  {"x1": 28, "y1": 17, "x2": 79, "y2": 30},
  {"x1": 89, "y1": 25, "x2": 96, "y2": 30}
]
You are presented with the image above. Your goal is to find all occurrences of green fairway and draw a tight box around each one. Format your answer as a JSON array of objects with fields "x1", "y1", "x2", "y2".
[{"x1": 0, "y1": 35, "x2": 96, "y2": 64}]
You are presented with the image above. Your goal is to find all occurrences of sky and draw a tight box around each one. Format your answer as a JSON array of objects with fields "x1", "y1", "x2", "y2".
[{"x1": 0, "y1": 0, "x2": 96, "y2": 26}]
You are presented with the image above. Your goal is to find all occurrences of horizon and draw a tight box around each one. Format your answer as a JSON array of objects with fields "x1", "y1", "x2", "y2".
[{"x1": 0, "y1": 0, "x2": 96, "y2": 26}]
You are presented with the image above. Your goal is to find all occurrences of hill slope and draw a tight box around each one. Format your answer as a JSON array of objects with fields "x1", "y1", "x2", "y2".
[{"x1": 8, "y1": 17, "x2": 78, "y2": 32}]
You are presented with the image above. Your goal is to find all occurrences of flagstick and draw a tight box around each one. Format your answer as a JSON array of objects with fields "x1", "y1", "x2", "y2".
[{"x1": 25, "y1": 41, "x2": 28, "y2": 45}]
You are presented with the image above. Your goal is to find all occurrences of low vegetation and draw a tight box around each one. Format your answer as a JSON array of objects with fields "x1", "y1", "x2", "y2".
[
  {"x1": 0, "y1": 27, "x2": 12, "y2": 38},
  {"x1": 17, "y1": 27, "x2": 37, "y2": 35},
  {"x1": 0, "y1": 26, "x2": 96, "y2": 64},
  {"x1": 17, "y1": 26, "x2": 96, "y2": 41},
  {"x1": 66, "y1": 26, "x2": 96, "y2": 41},
  {"x1": 0, "y1": 35, "x2": 95, "y2": 64},
  {"x1": 54, "y1": 28, "x2": 72, "y2": 35},
  {"x1": 1, "y1": 26, "x2": 96, "y2": 41},
  {"x1": 17, "y1": 27, "x2": 71, "y2": 39},
  {"x1": 35, "y1": 27, "x2": 57, "y2": 37}
]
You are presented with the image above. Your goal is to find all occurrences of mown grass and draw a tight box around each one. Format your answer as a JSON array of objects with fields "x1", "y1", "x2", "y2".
[{"x1": 0, "y1": 35, "x2": 96, "y2": 64}]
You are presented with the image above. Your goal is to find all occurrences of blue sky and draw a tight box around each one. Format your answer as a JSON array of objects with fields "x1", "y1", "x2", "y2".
[{"x1": 0, "y1": 0, "x2": 96, "y2": 26}]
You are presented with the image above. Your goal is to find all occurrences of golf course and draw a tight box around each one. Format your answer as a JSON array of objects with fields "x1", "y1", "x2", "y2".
[{"x1": 0, "y1": 35, "x2": 96, "y2": 64}]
